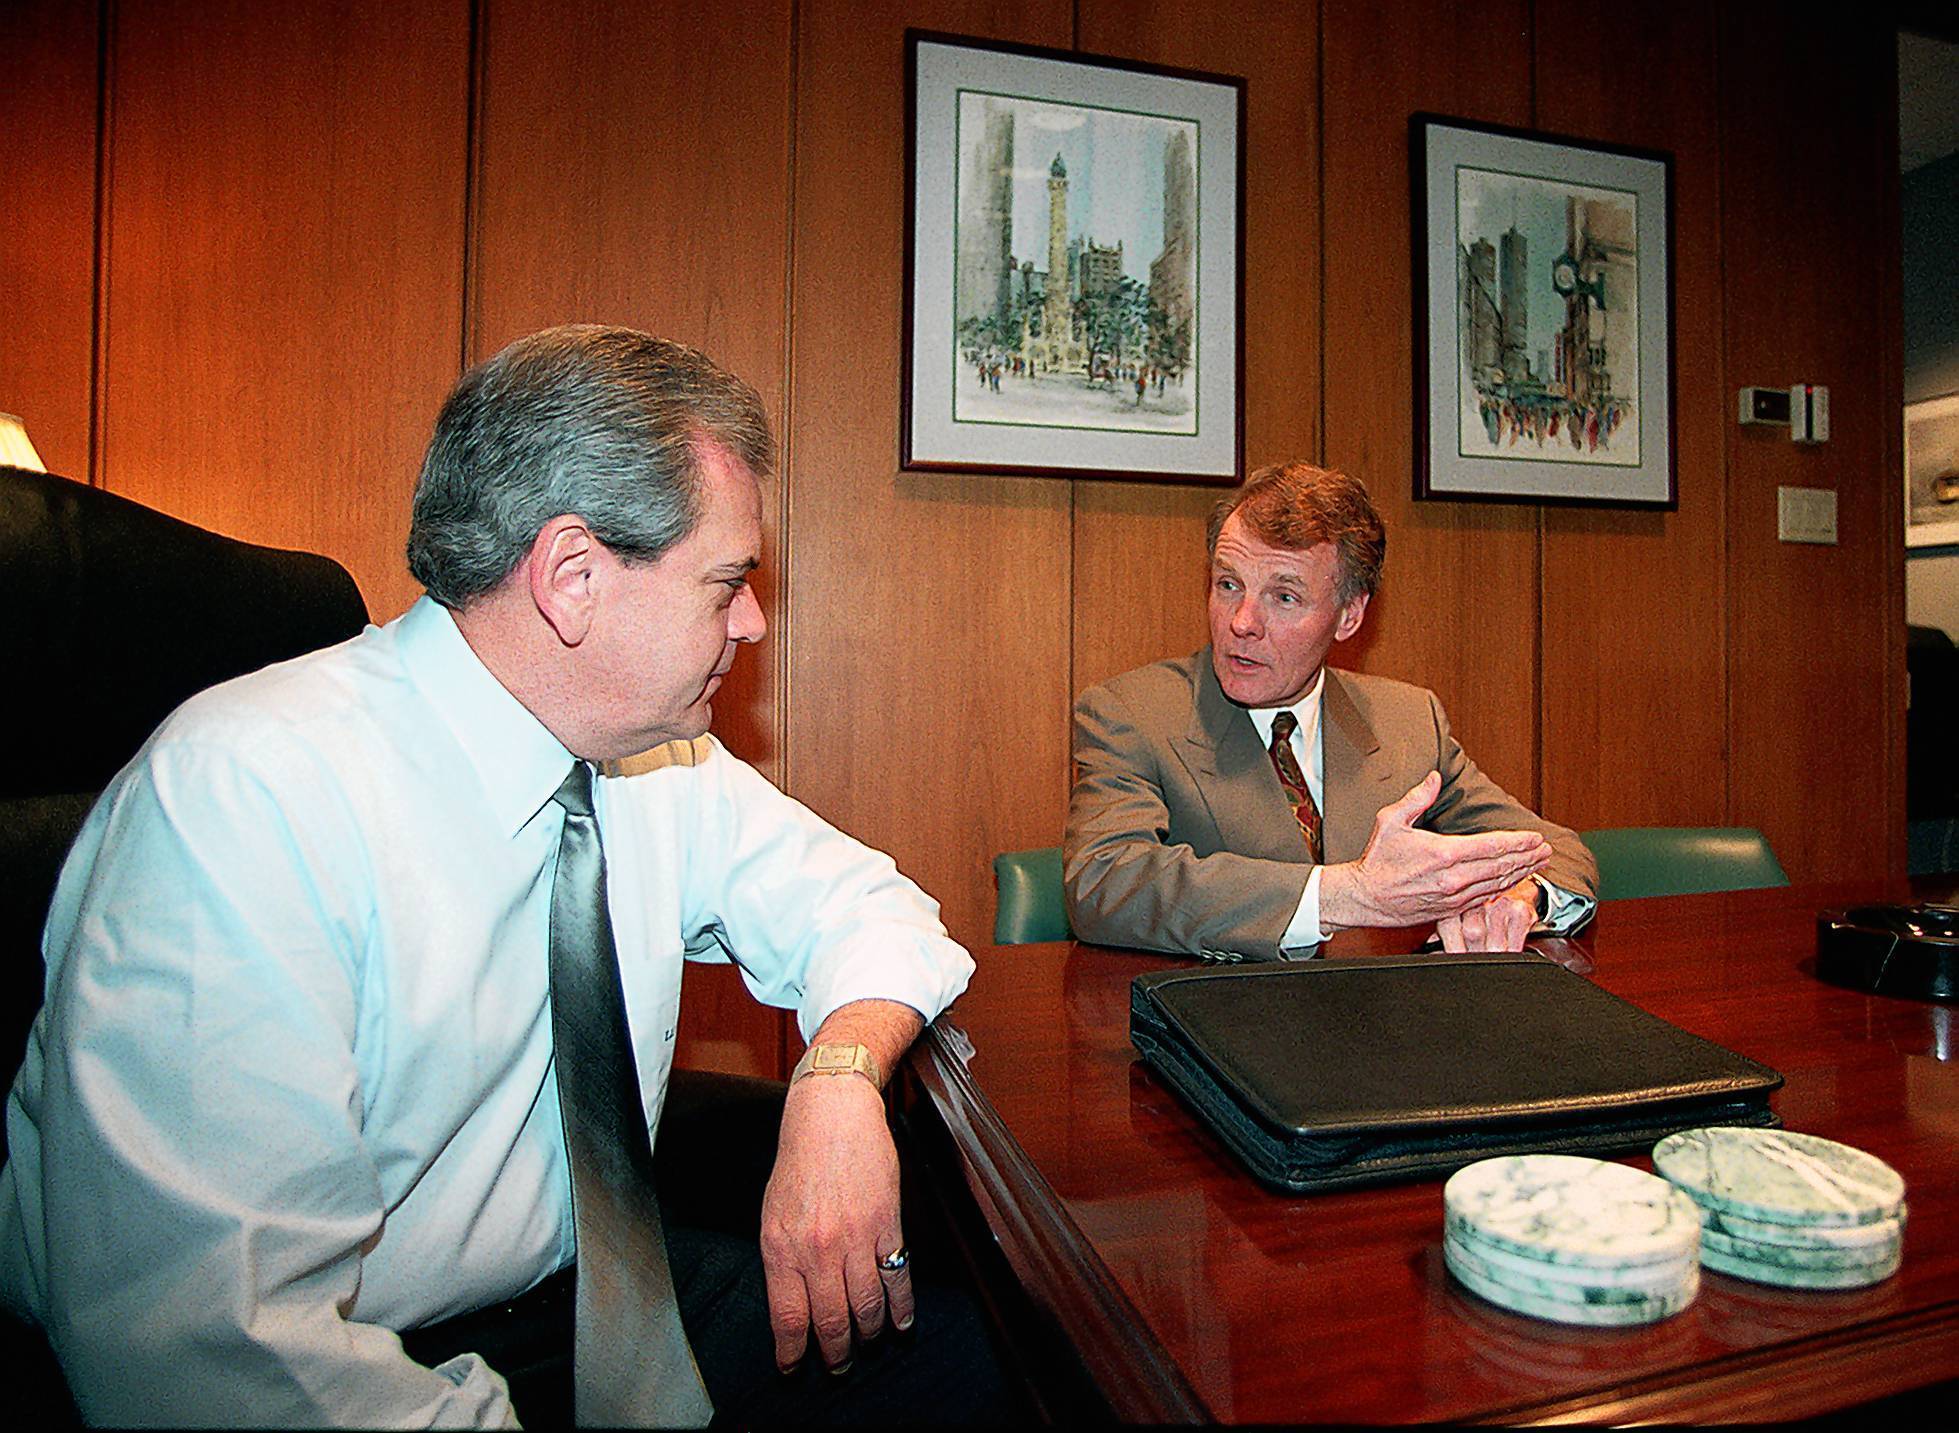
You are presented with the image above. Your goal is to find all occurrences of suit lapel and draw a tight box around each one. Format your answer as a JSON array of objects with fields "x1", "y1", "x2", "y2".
[
  {"x1": 1178, "y1": 650, "x2": 1314, "y2": 862},
  {"x1": 1321, "y1": 669, "x2": 1393, "y2": 862}
]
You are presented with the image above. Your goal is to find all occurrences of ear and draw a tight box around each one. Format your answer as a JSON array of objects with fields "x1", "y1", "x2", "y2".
[
  {"x1": 1334, "y1": 591, "x2": 1370, "y2": 643},
  {"x1": 527, "y1": 515, "x2": 602, "y2": 647}
]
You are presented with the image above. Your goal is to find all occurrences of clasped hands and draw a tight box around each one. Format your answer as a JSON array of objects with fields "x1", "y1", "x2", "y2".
[
  {"x1": 758, "y1": 1065, "x2": 913, "y2": 1377},
  {"x1": 1319, "y1": 769, "x2": 1550, "y2": 952}
]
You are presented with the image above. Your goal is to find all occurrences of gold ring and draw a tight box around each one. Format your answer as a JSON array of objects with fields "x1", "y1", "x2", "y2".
[{"x1": 876, "y1": 1245, "x2": 909, "y2": 1273}]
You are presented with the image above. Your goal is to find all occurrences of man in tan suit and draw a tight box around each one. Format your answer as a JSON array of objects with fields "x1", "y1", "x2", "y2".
[{"x1": 1065, "y1": 461, "x2": 1596, "y2": 960}]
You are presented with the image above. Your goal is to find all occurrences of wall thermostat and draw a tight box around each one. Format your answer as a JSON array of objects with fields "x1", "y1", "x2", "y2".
[{"x1": 1790, "y1": 383, "x2": 1829, "y2": 444}]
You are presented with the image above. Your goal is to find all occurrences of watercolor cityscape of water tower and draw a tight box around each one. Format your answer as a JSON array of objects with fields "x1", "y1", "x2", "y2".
[{"x1": 953, "y1": 91, "x2": 1199, "y2": 435}]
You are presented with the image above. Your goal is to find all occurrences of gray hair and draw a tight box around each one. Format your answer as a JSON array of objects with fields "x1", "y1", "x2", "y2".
[{"x1": 407, "y1": 325, "x2": 774, "y2": 608}]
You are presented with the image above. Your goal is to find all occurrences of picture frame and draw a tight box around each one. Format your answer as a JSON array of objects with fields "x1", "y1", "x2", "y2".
[
  {"x1": 903, "y1": 32, "x2": 1244, "y2": 483},
  {"x1": 1412, "y1": 114, "x2": 1675, "y2": 508},
  {"x1": 1906, "y1": 393, "x2": 1959, "y2": 549}
]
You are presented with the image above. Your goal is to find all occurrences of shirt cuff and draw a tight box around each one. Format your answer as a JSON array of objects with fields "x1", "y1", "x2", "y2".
[
  {"x1": 1277, "y1": 866, "x2": 1327, "y2": 958},
  {"x1": 793, "y1": 934, "x2": 974, "y2": 1044},
  {"x1": 1537, "y1": 877, "x2": 1595, "y2": 935}
]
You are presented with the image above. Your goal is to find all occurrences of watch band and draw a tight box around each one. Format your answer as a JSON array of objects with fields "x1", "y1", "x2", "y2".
[{"x1": 790, "y1": 1042, "x2": 882, "y2": 1089}]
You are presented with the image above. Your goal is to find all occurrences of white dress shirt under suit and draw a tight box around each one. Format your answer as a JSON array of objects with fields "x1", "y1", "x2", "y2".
[{"x1": 0, "y1": 597, "x2": 972, "y2": 1428}]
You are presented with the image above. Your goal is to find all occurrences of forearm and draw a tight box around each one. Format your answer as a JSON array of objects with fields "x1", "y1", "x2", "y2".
[
  {"x1": 766, "y1": 1007, "x2": 919, "y2": 1372},
  {"x1": 801, "y1": 998, "x2": 925, "y2": 1089}
]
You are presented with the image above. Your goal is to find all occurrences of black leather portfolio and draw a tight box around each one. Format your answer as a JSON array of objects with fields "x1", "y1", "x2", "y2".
[{"x1": 1129, "y1": 953, "x2": 1783, "y2": 1193}]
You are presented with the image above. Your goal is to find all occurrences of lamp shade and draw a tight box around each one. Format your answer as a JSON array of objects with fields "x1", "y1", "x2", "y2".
[{"x1": 0, "y1": 414, "x2": 47, "y2": 472}]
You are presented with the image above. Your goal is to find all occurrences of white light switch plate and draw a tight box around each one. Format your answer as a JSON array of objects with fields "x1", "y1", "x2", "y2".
[{"x1": 1777, "y1": 485, "x2": 1838, "y2": 545}]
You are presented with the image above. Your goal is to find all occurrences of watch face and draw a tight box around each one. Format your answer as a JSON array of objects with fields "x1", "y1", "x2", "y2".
[{"x1": 1552, "y1": 260, "x2": 1577, "y2": 294}]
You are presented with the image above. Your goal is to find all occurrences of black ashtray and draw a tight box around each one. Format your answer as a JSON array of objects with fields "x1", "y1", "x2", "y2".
[{"x1": 1816, "y1": 904, "x2": 1959, "y2": 1003}]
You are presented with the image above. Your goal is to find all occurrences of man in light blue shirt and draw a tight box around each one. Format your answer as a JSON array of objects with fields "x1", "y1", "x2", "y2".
[{"x1": 0, "y1": 326, "x2": 1000, "y2": 1426}]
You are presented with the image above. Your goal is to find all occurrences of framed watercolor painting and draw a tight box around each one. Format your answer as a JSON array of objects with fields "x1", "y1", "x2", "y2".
[
  {"x1": 1906, "y1": 393, "x2": 1959, "y2": 549},
  {"x1": 904, "y1": 32, "x2": 1244, "y2": 482},
  {"x1": 1413, "y1": 114, "x2": 1675, "y2": 508}
]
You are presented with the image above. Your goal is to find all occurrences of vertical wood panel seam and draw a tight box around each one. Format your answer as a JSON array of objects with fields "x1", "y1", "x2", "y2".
[
  {"x1": 1877, "y1": 21, "x2": 1908, "y2": 875},
  {"x1": 1714, "y1": 8, "x2": 1736, "y2": 829},
  {"x1": 459, "y1": 0, "x2": 486, "y2": 370},
  {"x1": 1525, "y1": 0, "x2": 1537, "y2": 127},
  {"x1": 1314, "y1": 0, "x2": 1327, "y2": 467},
  {"x1": 776, "y1": 0, "x2": 803, "y2": 1078},
  {"x1": 778, "y1": 0, "x2": 801, "y2": 801},
  {"x1": 87, "y1": 0, "x2": 116, "y2": 490}
]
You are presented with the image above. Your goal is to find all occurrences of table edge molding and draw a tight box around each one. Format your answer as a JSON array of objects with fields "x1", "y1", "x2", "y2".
[{"x1": 909, "y1": 1016, "x2": 1209, "y2": 1423}]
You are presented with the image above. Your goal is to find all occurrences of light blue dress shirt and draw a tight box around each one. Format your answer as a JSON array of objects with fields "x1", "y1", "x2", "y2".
[{"x1": 0, "y1": 597, "x2": 972, "y2": 1428}]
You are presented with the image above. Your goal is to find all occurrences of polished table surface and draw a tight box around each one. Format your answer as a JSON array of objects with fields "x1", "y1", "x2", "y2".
[{"x1": 903, "y1": 882, "x2": 1959, "y2": 1423}]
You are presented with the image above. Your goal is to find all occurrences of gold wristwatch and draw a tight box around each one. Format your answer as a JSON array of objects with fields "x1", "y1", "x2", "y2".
[{"x1": 790, "y1": 1042, "x2": 882, "y2": 1089}]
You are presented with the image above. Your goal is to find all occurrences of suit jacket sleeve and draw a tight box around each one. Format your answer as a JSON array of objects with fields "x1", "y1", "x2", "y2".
[
  {"x1": 1063, "y1": 681, "x2": 1309, "y2": 960},
  {"x1": 1414, "y1": 688, "x2": 1598, "y2": 903}
]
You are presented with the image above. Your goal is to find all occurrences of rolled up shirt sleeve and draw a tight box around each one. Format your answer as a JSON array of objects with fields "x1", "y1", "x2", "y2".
[{"x1": 617, "y1": 739, "x2": 974, "y2": 1044}]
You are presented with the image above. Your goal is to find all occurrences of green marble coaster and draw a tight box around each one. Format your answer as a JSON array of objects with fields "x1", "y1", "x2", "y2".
[
  {"x1": 1703, "y1": 1205, "x2": 1905, "y2": 1252},
  {"x1": 1445, "y1": 1155, "x2": 1702, "y2": 1271},
  {"x1": 1700, "y1": 1238, "x2": 1902, "y2": 1289},
  {"x1": 1446, "y1": 1238, "x2": 1698, "y2": 1326},
  {"x1": 1653, "y1": 1128, "x2": 1903, "y2": 1229},
  {"x1": 1701, "y1": 1224, "x2": 1901, "y2": 1273},
  {"x1": 1443, "y1": 1233, "x2": 1695, "y2": 1310},
  {"x1": 1446, "y1": 1219, "x2": 1697, "y2": 1296}
]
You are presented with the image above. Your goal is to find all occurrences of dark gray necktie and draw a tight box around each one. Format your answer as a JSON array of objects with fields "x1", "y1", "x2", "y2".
[{"x1": 548, "y1": 761, "x2": 712, "y2": 1428}]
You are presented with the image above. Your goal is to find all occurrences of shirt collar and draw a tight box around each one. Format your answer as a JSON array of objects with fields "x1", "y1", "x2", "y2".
[
  {"x1": 1243, "y1": 666, "x2": 1326, "y2": 755},
  {"x1": 396, "y1": 596, "x2": 574, "y2": 838}
]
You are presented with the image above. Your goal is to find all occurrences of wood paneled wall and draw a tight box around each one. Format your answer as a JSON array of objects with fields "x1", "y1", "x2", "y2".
[
  {"x1": 1537, "y1": 0, "x2": 1730, "y2": 829},
  {"x1": 2, "y1": 0, "x2": 1907, "y2": 1077}
]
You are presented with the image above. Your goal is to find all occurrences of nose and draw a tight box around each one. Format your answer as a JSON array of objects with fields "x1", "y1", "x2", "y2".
[
  {"x1": 730, "y1": 581, "x2": 766, "y2": 643},
  {"x1": 1228, "y1": 595, "x2": 1261, "y2": 639}
]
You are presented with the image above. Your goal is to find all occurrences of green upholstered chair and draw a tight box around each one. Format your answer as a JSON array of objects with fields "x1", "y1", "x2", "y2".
[
  {"x1": 1579, "y1": 826, "x2": 1789, "y2": 901},
  {"x1": 992, "y1": 845, "x2": 1070, "y2": 944}
]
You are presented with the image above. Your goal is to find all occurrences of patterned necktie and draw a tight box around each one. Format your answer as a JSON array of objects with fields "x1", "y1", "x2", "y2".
[
  {"x1": 548, "y1": 762, "x2": 713, "y2": 1428},
  {"x1": 1267, "y1": 711, "x2": 1324, "y2": 864}
]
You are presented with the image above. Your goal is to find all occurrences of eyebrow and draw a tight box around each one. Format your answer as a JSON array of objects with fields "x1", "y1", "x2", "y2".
[{"x1": 707, "y1": 556, "x2": 760, "y2": 579}]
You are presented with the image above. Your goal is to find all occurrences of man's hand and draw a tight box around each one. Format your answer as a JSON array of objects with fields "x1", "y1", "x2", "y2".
[
  {"x1": 1319, "y1": 771, "x2": 1551, "y2": 933},
  {"x1": 1436, "y1": 877, "x2": 1539, "y2": 952},
  {"x1": 758, "y1": 999, "x2": 922, "y2": 1374}
]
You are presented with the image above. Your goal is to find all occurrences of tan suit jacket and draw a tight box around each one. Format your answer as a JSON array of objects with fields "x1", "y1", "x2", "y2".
[{"x1": 1063, "y1": 650, "x2": 1597, "y2": 959}]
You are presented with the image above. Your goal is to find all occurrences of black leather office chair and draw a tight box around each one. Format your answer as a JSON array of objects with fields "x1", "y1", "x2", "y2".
[
  {"x1": 0, "y1": 464, "x2": 370, "y2": 1421},
  {"x1": 0, "y1": 464, "x2": 370, "y2": 1095}
]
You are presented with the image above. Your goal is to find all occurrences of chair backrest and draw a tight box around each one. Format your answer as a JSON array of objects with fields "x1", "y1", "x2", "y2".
[
  {"x1": 0, "y1": 465, "x2": 370, "y2": 1131},
  {"x1": 1579, "y1": 826, "x2": 1789, "y2": 901},
  {"x1": 992, "y1": 846, "x2": 1070, "y2": 944}
]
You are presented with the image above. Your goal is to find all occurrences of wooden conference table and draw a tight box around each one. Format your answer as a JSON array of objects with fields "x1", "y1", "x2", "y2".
[{"x1": 898, "y1": 881, "x2": 1959, "y2": 1423}]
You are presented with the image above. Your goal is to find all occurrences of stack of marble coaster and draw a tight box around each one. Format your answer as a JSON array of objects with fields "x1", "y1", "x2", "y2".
[
  {"x1": 1443, "y1": 1154, "x2": 1702, "y2": 1326},
  {"x1": 1651, "y1": 1128, "x2": 1906, "y2": 1290}
]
